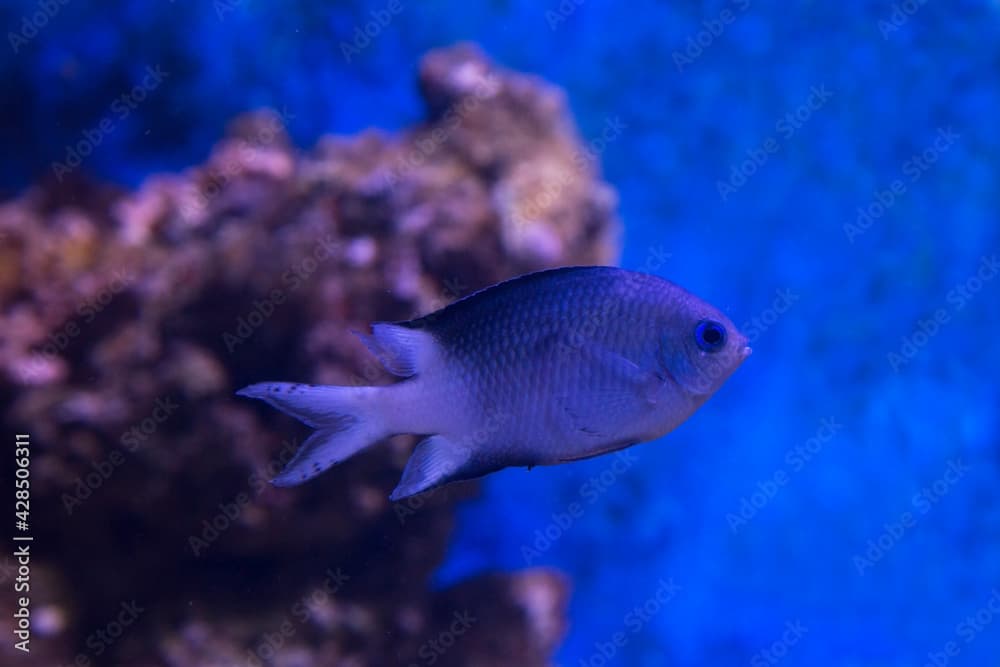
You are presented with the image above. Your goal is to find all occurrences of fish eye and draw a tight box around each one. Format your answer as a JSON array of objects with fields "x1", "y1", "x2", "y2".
[{"x1": 694, "y1": 320, "x2": 727, "y2": 353}]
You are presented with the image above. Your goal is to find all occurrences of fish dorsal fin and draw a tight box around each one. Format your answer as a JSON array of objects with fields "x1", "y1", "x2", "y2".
[{"x1": 354, "y1": 323, "x2": 432, "y2": 378}]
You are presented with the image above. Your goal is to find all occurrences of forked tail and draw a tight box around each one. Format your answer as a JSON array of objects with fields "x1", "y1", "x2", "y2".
[
  {"x1": 236, "y1": 382, "x2": 389, "y2": 486},
  {"x1": 238, "y1": 324, "x2": 458, "y2": 498}
]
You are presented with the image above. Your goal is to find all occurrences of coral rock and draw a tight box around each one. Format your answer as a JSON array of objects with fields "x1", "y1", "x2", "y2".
[{"x1": 0, "y1": 44, "x2": 619, "y2": 666}]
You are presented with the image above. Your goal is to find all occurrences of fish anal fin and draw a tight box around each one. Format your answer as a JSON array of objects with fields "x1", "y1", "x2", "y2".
[{"x1": 390, "y1": 435, "x2": 473, "y2": 501}]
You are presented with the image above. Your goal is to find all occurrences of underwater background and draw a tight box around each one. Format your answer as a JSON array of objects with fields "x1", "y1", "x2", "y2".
[{"x1": 2, "y1": 1, "x2": 999, "y2": 666}]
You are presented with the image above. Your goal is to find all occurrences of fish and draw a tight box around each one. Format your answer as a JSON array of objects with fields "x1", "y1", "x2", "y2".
[{"x1": 237, "y1": 265, "x2": 750, "y2": 500}]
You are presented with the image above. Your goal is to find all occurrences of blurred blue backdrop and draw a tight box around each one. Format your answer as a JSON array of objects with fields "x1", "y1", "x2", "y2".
[{"x1": 5, "y1": 1, "x2": 999, "y2": 665}]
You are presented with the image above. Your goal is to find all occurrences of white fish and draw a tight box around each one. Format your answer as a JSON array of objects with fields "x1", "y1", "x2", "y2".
[{"x1": 237, "y1": 266, "x2": 750, "y2": 500}]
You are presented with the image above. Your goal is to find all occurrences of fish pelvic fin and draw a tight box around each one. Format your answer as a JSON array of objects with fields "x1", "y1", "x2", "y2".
[
  {"x1": 236, "y1": 382, "x2": 390, "y2": 486},
  {"x1": 353, "y1": 323, "x2": 435, "y2": 378}
]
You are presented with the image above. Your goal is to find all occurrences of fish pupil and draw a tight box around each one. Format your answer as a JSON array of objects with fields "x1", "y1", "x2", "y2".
[{"x1": 695, "y1": 320, "x2": 726, "y2": 352}]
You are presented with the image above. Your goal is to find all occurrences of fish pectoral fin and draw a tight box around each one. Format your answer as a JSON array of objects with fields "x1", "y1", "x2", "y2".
[
  {"x1": 557, "y1": 398, "x2": 615, "y2": 439},
  {"x1": 551, "y1": 341, "x2": 663, "y2": 440},
  {"x1": 575, "y1": 340, "x2": 666, "y2": 405},
  {"x1": 555, "y1": 390, "x2": 645, "y2": 445},
  {"x1": 390, "y1": 435, "x2": 473, "y2": 501}
]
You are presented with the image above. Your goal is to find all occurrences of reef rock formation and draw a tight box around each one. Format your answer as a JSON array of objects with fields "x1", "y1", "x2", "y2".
[{"x1": 0, "y1": 43, "x2": 617, "y2": 666}]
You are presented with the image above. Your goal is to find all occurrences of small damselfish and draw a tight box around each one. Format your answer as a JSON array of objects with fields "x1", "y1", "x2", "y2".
[{"x1": 237, "y1": 266, "x2": 750, "y2": 500}]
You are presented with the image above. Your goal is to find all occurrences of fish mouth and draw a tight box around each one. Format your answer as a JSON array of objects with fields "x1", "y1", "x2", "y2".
[{"x1": 740, "y1": 345, "x2": 752, "y2": 360}]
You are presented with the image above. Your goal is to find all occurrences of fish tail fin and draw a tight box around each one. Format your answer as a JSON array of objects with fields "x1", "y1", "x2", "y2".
[{"x1": 236, "y1": 382, "x2": 390, "y2": 486}]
